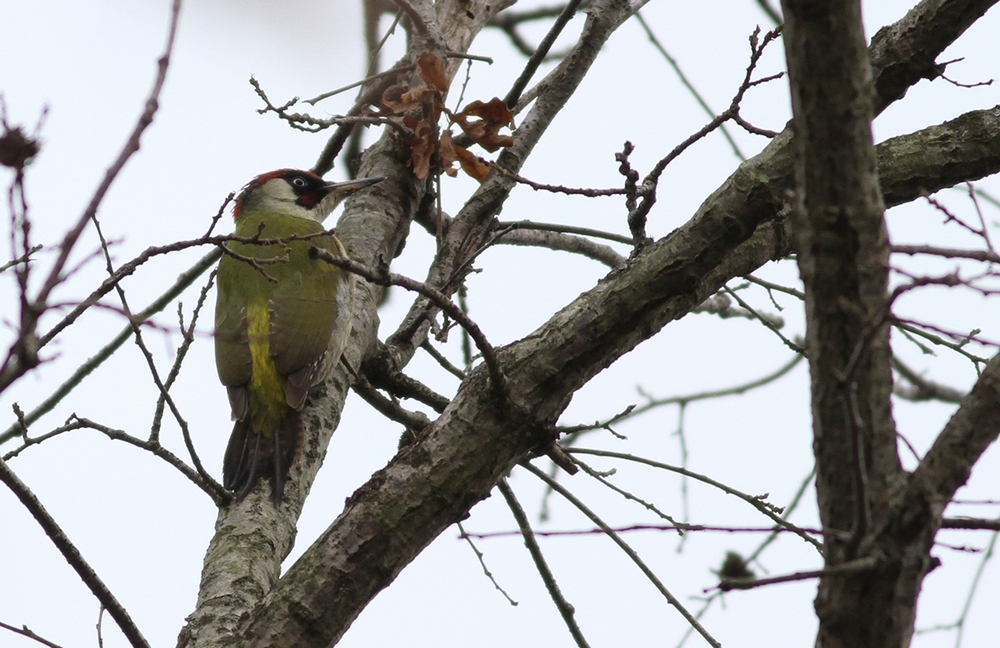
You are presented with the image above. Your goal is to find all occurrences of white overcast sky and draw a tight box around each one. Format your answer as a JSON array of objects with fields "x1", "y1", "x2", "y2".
[{"x1": 1, "y1": 1, "x2": 999, "y2": 647}]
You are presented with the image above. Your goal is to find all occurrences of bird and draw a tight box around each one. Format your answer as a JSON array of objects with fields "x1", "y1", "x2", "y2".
[{"x1": 214, "y1": 169, "x2": 383, "y2": 502}]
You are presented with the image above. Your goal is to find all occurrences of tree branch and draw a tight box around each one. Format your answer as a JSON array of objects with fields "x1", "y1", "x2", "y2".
[{"x1": 0, "y1": 457, "x2": 150, "y2": 648}]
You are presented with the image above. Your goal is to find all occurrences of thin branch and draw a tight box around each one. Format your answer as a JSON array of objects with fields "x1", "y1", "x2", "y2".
[
  {"x1": 304, "y1": 64, "x2": 415, "y2": 106},
  {"x1": 149, "y1": 271, "x2": 215, "y2": 443},
  {"x1": 722, "y1": 285, "x2": 804, "y2": 353},
  {"x1": 487, "y1": 163, "x2": 629, "y2": 197},
  {"x1": 464, "y1": 523, "x2": 824, "y2": 539},
  {"x1": 352, "y1": 374, "x2": 433, "y2": 432},
  {"x1": 0, "y1": 243, "x2": 42, "y2": 274},
  {"x1": 891, "y1": 355, "x2": 965, "y2": 403},
  {"x1": 87, "y1": 198, "x2": 211, "y2": 483},
  {"x1": 522, "y1": 461, "x2": 721, "y2": 648},
  {"x1": 497, "y1": 478, "x2": 590, "y2": 648},
  {"x1": 942, "y1": 517, "x2": 1000, "y2": 530},
  {"x1": 250, "y1": 77, "x2": 407, "y2": 134},
  {"x1": 75, "y1": 417, "x2": 227, "y2": 503},
  {"x1": 0, "y1": 620, "x2": 64, "y2": 648},
  {"x1": 560, "y1": 353, "x2": 802, "y2": 433},
  {"x1": 496, "y1": 219, "x2": 632, "y2": 244},
  {"x1": 630, "y1": 26, "x2": 784, "y2": 226},
  {"x1": 714, "y1": 556, "x2": 879, "y2": 592},
  {"x1": 32, "y1": 0, "x2": 180, "y2": 313},
  {"x1": 634, "y1": 12, "x2": 745, "y2": 160},
  {"x1": 573, "y1": 456, "x2": 683, "y2": 528},
  {"x1": 891, "y1": 243, "x2": 1000, "y2": 263},
  {"x1": 894, "y1": 319, "x2": 991, "y2": 366},
  {"x1": 0, "y1": 456, "x2": 150, "y2": 648},
  {"x1": 420, "y1": 340, "x2": 467, "y2": 379},
  {"x1": 363, "y1": 346, "x2": 454, "y2": 412},
  {"x1": 4, "y1": 415, "x2": 226, "y2": 502},
  {"x1": 0, "y1": 250, "x2": 218, "y2": 446},
  {"x1": 311, "y1": 248, "x2": 508, "y2": 397},
  {"x1": 629, "y1": 352, "x2": 800, "y2": 408},
  {"x1": 676, "y1": 467, "x2": 817, "y2": 648},
  {"x1": 493, "y1": 226, "x2": 626, "y2": 267},
  {"x1": 504, "y1": 0, "x2": 586, "y2": 107},
  {"x1": 754, "y1": 0, "x2": 782, "y2": 24},
  {"x1": 743, "y1": 274, "x2": 805, "y2": 300},
  {"x1": 693, "y1": 292, "x2": 784, "y2": 327},
  {"x1": 564, "y1": 447, "x2": 824, "y2": 553},
  {"x1": 456, "y1": 520, "x2": 519, "y2": 605}
]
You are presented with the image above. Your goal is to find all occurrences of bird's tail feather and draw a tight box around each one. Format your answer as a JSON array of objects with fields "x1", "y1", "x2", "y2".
[{"x1": 223, "y1": 411, "x2": 300, "y2": 502}]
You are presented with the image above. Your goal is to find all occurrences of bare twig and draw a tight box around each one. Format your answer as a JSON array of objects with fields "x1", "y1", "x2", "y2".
[
  {"x1": 565, "y1": 447, "x2": 824, "y2": 553},
  {"x1": 31, "y1": 0, "x2": 181, "y2": 322},
  {"x1": 0, "y1": 250, "x2": 218, "y2": 446},
  {"x1": 0, "y1": 243, "x2": 42, "y2": 274},
  {"x1": 891, "y1": 244, "x2": 1000, "y2": 264},
  {"x1": 522, "y1": 461, "x2": 721, "y2": 648},
  {"x1": 496, "y1": 220, "x2": 631, "y2": 245},
  {"x1": 304, "y1": 64, "x2": 415, "y2": 106},
  {"x1": 722, "y1": 285, "x2": 804, "y2": 353},
  {"x1": 251, "y1": 77, "x2": 406, "y2": 134},
  {"x1": 743, "y1": 274, "x2": 805, "y2": 301},
  {"x1": 464, "y1": 523, "x2": 825, "y2": 539},
  {"x1": 312, "y1": 248, "x2": 508, "y2": 397},
  {"x1": 352, "y1": 374, "x2": 433, "y2": 433},
  {"x1": 754, "y1": 0, "x2": 782, "y2": 24},
  {"x1": 573, "y1": 456, "x2": 683, "y2": 528},
  {"x1": 630, "y1": 26, "x2": 783, "y2": 227},
  {"x1": 894, "y1": 319, "x2": 991, "y2": 366},
  {"x1": 634, "y1": 12, "x2": 745, "y2": 160},
  {"x1": 87, "y1": 197, "x2": 212, "y2": 484},
  {"x1": 559, "y1": 353, "x2": 802, "y2": 435},
  {"x1": 487, "y1": 162, "x2": 629, "y2": 197},
  {"x1": 942, "y1": 517, "x2": 1000, "y2": 531},
  {"x1": 456, "y1": 520, "x2": 519, "y2": 605},
  {"x1": 71, "y1": 417, "x2": 227, "y2": 503},
  {"x1": 714, "y1": 556, "x2": 879, "y2": 592},
  {"x1": 0, "y1": 456, "x2": 151, "y2": 647},
  {"x1": 96, "y1": 607, "x2": 105, "y2": 648},
  {"x1": 420, "y1": 340, "x2": 467, "y2": 379},
  {"x1": 504, "y1": 0, "x2": 586, "y2": 107},
  {"x1": 489, "y1": 4, "x2": 575, "y2": 62},
  {"x1": 494, "y1": 226, "x2": 626, "y2": 267},
  {"x1": 693, "y1": 292, "x2": 785, "y2": 327},
  {"x1": 498, "y1": 478, "x2": 591, "y2": 647},
  {"x1": 0, "y1": 620, "x2": 64, "y2": 648},
  {"x1": 149, "y1": 271, "x2": 216, "y2": 443},
  {"x1": 891, "y1": 355, "x2": 965, "y2": 403}
]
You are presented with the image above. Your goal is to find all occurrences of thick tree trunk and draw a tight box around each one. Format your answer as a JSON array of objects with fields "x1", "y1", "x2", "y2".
[{"x1": 782, "y1": 1, "x2": 1000, "y2": 646}]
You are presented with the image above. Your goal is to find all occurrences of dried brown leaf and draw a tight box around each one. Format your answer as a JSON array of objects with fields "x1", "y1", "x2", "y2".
[
  {"x1": 452, "y1": 142, "x2": 491, "y2": 182},
  {"x1": 439, "y1": 131, "x2": 460, "y2": 177},
  {"x1": 451, "y1": 97, "x2": 516, "y2": 152},
  {"x1": 408, "y1": 123, "x2": 437, "y2": 180},
  {"x1": 418, "y1": 53, "x2": 449, "y2": 94}
]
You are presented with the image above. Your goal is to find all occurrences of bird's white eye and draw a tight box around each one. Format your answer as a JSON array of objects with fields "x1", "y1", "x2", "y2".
[{"x1": 291, "y1": 176, "x2": 308, "y2": 188}]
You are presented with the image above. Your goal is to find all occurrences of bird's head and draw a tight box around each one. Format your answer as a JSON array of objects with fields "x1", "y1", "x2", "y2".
[{"x1": 233, "y1": 169, "x2": 384, "y2": 223}]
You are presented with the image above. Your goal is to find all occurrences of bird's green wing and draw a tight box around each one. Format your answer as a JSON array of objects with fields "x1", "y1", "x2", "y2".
[{"x1": 268, "y1": 232, "x2": 344, "y2": 408}]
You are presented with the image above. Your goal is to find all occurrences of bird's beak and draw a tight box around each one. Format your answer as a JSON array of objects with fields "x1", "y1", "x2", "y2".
[{"x1": 322, "y1": 176, "x2": 386, "y2": 202}]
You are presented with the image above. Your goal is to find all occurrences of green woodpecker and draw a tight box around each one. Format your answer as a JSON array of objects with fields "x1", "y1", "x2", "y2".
[{"x1": 214, "y1": 169, "x2": 383, "y2": 501}]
